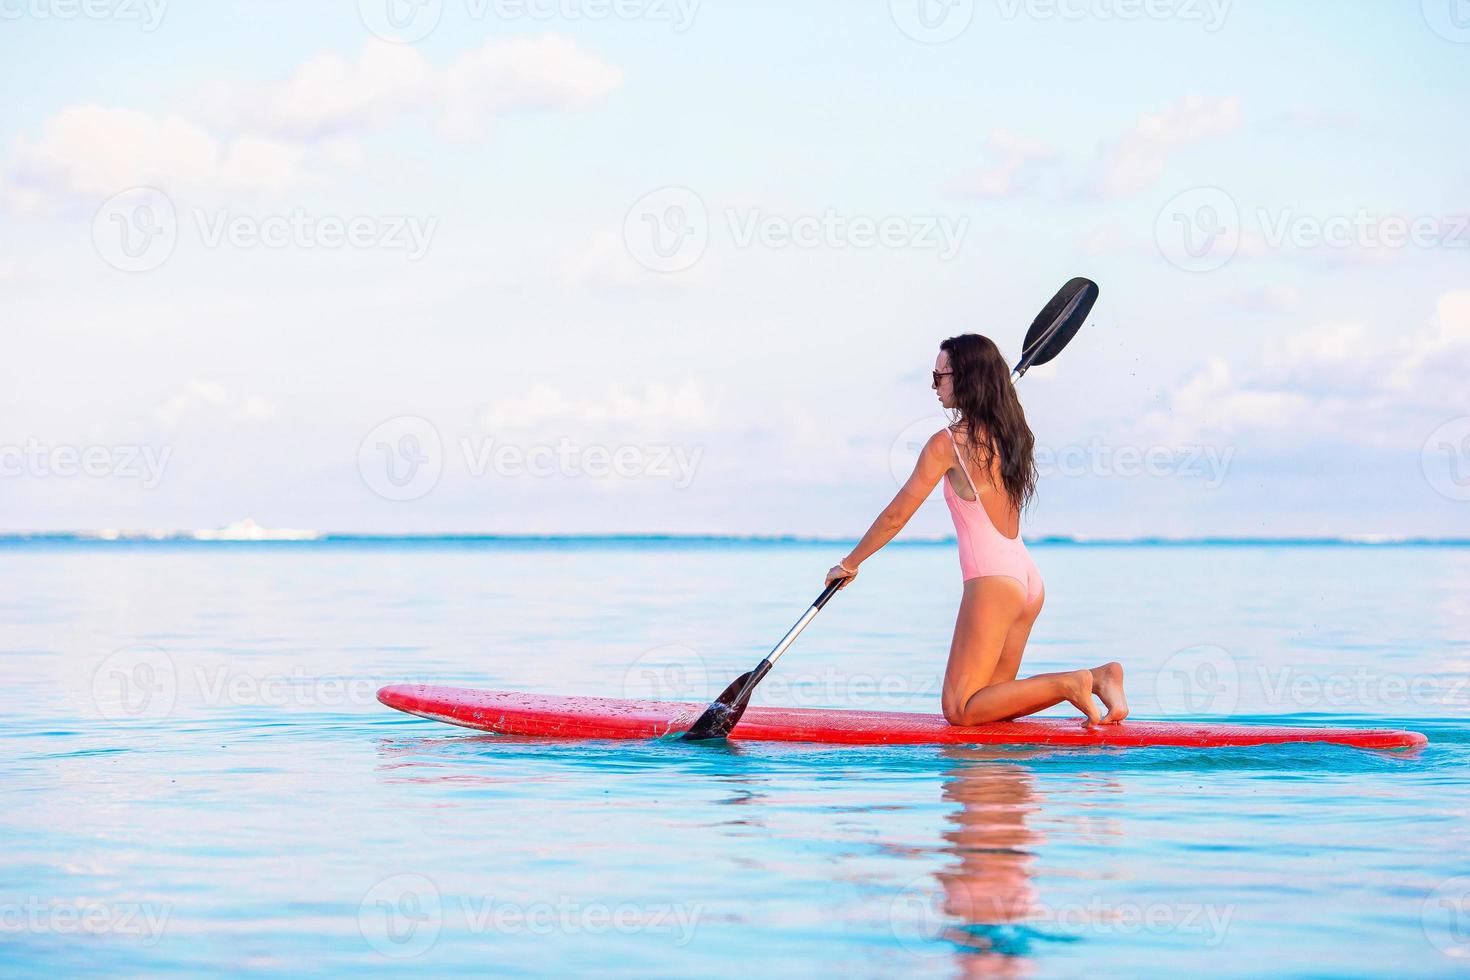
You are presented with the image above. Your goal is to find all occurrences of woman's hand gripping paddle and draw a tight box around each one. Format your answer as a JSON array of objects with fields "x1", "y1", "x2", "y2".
[{"x1": 681, "y1": 277, "x2": 1100, "y2": 741}]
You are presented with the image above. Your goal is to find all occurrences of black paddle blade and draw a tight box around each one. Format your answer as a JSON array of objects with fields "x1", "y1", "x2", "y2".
[
  {"x1": 1013, "y1": 277, "x2": 1098, "y2": 376},
  {"x1": 682, "y1": 660, "x2": 773, "y2": 741}
]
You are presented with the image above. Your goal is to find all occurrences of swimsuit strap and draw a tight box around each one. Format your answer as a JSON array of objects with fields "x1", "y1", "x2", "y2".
[{"x1": 945, "y1": 427, "x2": 980, "y2": 500}]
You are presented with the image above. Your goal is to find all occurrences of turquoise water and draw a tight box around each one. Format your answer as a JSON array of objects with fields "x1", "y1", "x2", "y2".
[{"x1": 3, "y1": 540, "x2": 1469, "y2": 976}]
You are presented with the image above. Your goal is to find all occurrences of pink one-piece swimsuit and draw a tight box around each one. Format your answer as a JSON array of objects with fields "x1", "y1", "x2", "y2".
[{"x1": 940, "y1": 427, "x2": 1043, "y2": 603}]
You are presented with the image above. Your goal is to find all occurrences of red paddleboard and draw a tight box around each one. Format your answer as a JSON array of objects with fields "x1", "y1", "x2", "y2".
[{"x1": 377, "y1": 685, "x2": 1427, "y2": 750}]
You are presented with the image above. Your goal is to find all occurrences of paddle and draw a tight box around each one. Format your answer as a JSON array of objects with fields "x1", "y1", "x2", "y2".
[
  {"x1": 681, "y1": 277, "x2": 1100, "y2": 741},
  {"x1": 1012, "y1": 276, "x2": 1098, "y2": 379}
]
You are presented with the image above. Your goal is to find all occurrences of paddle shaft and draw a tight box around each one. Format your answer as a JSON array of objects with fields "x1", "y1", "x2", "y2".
[{"x1": 766, "y1": 578, "x2": 845, "y2": 669}]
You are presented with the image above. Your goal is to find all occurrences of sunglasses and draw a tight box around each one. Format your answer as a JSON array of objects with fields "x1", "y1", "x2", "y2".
[{"x1": 932, "y1": 371, "x2": 953, "y2": 387}]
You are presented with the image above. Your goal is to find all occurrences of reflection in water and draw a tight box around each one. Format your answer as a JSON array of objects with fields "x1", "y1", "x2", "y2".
[{"x1": 924, "y1": 748, "x2": 1121, "y2": 974}]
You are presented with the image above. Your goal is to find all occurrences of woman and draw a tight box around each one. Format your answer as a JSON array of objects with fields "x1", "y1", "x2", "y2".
[{"x1": 824, "y1": 334, "x2": 1127, "y2": 727}]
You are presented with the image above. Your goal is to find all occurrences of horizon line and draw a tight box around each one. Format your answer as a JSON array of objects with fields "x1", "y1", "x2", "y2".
[{"x1": 2, "y1": 531, "x2": 1468, "y2": 547}]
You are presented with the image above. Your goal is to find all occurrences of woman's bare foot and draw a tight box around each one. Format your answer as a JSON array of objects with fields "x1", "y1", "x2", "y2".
[
  {"x1": 1059, "y1": 668, "x2": 1100, "y2": 726},
  {"x1": 1091, "y1": 662, "x2": 1129, "y2": 724}
]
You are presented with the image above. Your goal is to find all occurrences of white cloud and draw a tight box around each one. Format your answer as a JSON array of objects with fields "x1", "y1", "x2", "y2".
[
  {"x1": 1388, "y1": 289, "x2": 1470, "y2": 396},
  {"x1": 437, "y1": 35, "x2": 624, "y2": 140},
  {"x1": 5, "y1": 36, "x2": 622, "y2": 206},
  {"x1": 548, "y1": 231, "x2": 715, "y2": 291},
  {"x1": 1231, "y1": 284, "x2": 1301, "y2": 312},
  {"x1": 1132, "y1": 290, "x2": 1470, "y2": 451},
  {"x1": 13, "y1": 106, "x2": 221, "y2": 197},
  {"x1": 948, "y1": 129, "x2": 1056, "y2": 198},
  {"x1": 155, "y1": 381, "x2": 275, "y2": 428},
  {"x1": 1092, "y1": 96, "x2": 1242, "y2": 198},
  {"x1": 480, "y1": 381, "x2": 708, "y2": 431},
  {"x1": 200, "y1": 36, "x2": 623, "y2": 141},
  {"x1": 8, "y1": 105, "x2": 317, "y2": 201},
  {"x1": 552, "y1": 232, "x2": 646, "y2": 290},
  {"x1": 1138, "y1": 356, "x2": 1314, "y2": 445},
  {"x1": 234, "y1": 394, "x2": 277, "y2": 421},
  {"x1": 1077, "y1": 225, "x2": 1122, "y2": 255}
]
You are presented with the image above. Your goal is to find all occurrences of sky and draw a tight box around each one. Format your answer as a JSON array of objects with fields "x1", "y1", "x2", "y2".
[{"x1": 2, "y1": 0, "x2": 1468, "y2": 537}]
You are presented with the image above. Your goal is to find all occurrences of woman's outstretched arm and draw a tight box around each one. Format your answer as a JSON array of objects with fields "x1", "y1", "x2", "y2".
[{"x1": 826, "y1": 430, "x2": 951, "y2": 587}]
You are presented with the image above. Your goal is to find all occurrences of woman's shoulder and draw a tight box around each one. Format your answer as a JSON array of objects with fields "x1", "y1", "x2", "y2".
[{"x1": 946, "y1": 421, "x2": 991, "y2": 446}]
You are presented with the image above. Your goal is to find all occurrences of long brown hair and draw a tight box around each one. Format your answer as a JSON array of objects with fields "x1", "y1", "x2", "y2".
[{"x1": 940, "y1": 334, "x2": 1038, "y2": 510}]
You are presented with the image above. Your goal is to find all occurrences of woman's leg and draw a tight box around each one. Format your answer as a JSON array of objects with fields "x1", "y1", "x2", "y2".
[
  {"x1": 1000, "y1": 588, "x2": 1128, "y2": 722},
  {"x1": 942, "y1": 577, "x2": 1100, "y2": 726}
]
